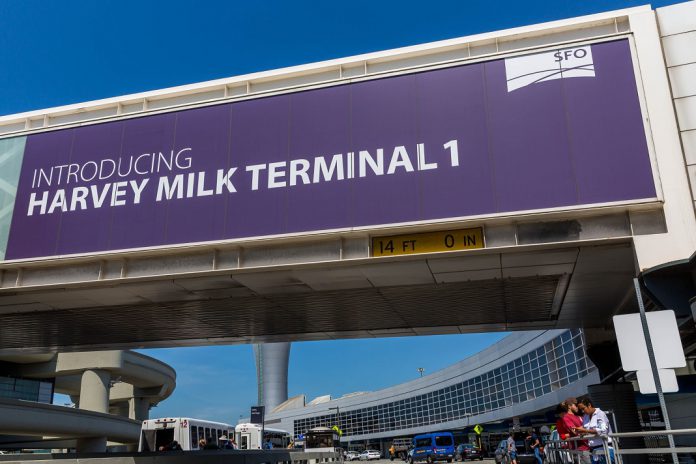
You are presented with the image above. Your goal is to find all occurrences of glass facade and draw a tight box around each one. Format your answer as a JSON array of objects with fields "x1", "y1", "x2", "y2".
[
  {"x1": 0, "y1": 376, "x2": 54, "y2": 403},
  {"x1": 294, "y1": 330, "x2": 594, "y2": 438},
  {"x1": 0, "y1": 136, "x2": 26, "y2": 261}
]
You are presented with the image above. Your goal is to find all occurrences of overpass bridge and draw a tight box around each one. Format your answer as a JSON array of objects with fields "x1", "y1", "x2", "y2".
[
  {"x1": 0, "y1": 350, "x2": 176, "y2": 452},
  {"x1": 0, "y1": 3, "x2": 694, "y2": 357}
]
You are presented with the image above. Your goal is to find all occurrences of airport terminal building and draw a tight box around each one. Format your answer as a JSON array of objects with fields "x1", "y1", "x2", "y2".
[{"x1": 264, "y1": 330, "x2": 598, "y2": 450}]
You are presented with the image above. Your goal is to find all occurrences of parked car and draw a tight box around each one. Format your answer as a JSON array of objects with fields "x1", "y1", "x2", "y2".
[
  {"x1": 346, "y1": 451, "x2": 361, "y2": 461},
  {"x1": 360, "y1": 450, "x2": 382, "y2": 461},
  {"x1": 456, "y1": 444, "x2": 483, "y2": 461},
  {"x1": 410, "y1": 432, "x2": 455, "y2": 464}
]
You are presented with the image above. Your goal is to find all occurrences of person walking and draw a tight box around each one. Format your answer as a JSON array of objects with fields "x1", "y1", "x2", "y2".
[
  {"x1": 507, "y1": 433, "x2": 518, "y2": 464},
  {"x1": 528, "y1": 429, "x2": 543, "y2": 464}
]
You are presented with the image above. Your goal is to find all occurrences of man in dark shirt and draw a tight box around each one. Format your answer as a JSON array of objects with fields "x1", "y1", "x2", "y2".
[{"x1": 528, "y1": 431, "x2": 543, "y2": 464}]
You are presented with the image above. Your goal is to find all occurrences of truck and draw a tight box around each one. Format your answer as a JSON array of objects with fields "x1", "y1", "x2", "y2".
[{"x1": 390, "y1": 438, "x2": 412, "y2": 461}]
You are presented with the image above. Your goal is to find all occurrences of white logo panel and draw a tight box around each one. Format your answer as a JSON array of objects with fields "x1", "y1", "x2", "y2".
[{"x1": 505, "y1": 46, "x2": 595, "y2": 92}]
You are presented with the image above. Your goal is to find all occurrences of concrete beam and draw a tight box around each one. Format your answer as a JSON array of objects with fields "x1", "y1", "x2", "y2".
[{"x1": 0, "y1": 398, "x2": 140, "y2": 442}]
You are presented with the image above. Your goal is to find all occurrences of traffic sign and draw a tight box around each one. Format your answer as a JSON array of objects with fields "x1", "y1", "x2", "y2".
[{"x1": 371, "y1": 227, "x2": 484, "y2": 257}]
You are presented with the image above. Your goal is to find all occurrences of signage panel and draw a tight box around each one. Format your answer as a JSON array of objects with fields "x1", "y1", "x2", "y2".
[
  {"x1": 371, "y1": 228, "x2": 483, "y2": 257},
  {"x1": 250, "y1": 406, "x2": 265, "y2": 425},
  {"x1": 0, "y1": 39, "x2": 656, "y2": 261}
]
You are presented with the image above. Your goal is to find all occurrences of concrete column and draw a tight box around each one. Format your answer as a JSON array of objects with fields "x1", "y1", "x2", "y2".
[
  {"x1": 124, "y1": 398, "x2": 150, "y2": 452},
  {"x1": 110, "y1": 402, "x2": 129, "y2": 418},
  {"x1": 79, "y1": 369, "x2": 110, "y2": 413},
  {"x1": 129, "y1": 397, "x2": 150, "y2": 421},
  {"x1": 77, "y1": 369, "x2": 110, "y2": 453}
]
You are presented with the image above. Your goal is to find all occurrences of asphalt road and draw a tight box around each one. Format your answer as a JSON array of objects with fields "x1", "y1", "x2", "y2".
[{"x1": 363, "y1": 460, "x2": 497, "y2": 464}]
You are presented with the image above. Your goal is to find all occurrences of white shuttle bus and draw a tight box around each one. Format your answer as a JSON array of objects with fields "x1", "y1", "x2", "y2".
[
  {"x1": 139, "y1": 417, "x2": 235, "y2": 451},
  {"x1": 235, "y1": 423, "x2": 291, "y2": 450}
]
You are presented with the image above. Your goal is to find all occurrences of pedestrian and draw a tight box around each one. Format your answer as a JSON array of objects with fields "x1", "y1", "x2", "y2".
[
  {"x1": 555, "y1": 403, "x2": 572, "y2": 464},
  {"x1": 199, "y1": 438, "x2": 207, "y2": 449},
  {"x1": 563, "y1": 397, "x2": 591, "y2": 464},
  {"x1": 556, "y1": 403, "x2": 571, "y2": 441},
  {"x1": 263, "y1": 438, "x2": 274, "y2": 450},
  {"x1": 507, "y1": 433, "x2": 518, "y2": 464},
  {"x1": 576, "y1": 398, "x2": 613, "y2": 464},
  {"x1": 528, "y1": 429, "x2": 543, "y2": 464}
]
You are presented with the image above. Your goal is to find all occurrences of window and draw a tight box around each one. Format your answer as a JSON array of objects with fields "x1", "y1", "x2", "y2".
[
  {"x1": 191, "y1": 426, "x2": 198, "y2": 448},
  {"x1": 415, "y1": 438, "x2": 431, "y2": 447}
]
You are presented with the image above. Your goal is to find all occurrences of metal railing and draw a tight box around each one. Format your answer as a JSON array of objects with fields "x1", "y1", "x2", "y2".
[{"x1": 544, "y1": 429, "x2": 696, "y2": 464}]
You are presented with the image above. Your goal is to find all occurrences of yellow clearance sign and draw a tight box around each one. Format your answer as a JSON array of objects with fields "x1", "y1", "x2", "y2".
[{"x1": 371, "y1": 227, "x2": 484, "y2": 257}]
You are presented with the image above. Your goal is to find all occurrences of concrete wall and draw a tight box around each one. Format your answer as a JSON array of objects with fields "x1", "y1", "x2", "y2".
[
  {"x1": 666, "y1": 392, "x2": 696, "y2": 446},
  {"x1": 657, "y1": 2, "x2": 696, "y2": 213},
  {"x1": 630, "y1": 2, "x2": 696, "y2": 270}
]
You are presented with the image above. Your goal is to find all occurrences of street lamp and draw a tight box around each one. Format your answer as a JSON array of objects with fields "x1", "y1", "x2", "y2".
[{"x1": 417, "y1": 367, "x2": 425, "y2": 377}]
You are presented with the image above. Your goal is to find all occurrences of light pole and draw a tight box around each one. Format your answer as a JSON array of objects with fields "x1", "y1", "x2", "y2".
[
  {"x1": 417, "y1": 367, "x2": 425, "y2": 377},
  {"x1": 329, "y1": 406, "x2": 341, "y2": 446}
]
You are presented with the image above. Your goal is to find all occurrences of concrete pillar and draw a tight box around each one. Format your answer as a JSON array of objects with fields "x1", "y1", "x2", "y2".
[
  {"x1": 129, "y1": 397, "x2": 149, "y2": 421},
  {"x1": 110, "y1": 402, "x2": 129, "y2": 418},
  {"x1": 79, "y1": 369, "x2": 110, "y2": 413},
  {"x1": 123, "y1": 397, "x2": 150, "y2": 452},
  {"x1": 77, "y1": 369, "x2": 110, "y2": 453}
]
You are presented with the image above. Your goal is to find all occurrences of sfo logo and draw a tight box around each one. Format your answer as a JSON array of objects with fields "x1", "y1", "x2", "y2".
[{"x1": 504, "y1": 45, "x2": 595, "y2": 92}]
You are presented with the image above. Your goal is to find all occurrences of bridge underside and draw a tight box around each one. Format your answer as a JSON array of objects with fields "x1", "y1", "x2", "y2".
[{"x1": 0, "y1": 240, "x2": 639, "y2": 354}]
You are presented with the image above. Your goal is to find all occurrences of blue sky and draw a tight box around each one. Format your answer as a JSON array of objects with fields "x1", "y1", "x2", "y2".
[
  {"x1": 4, "y1": 0, "x2": 682, "y2": 423},
  {"x1": 0, "y1": 0, "x2": 683, "y2": 116}
]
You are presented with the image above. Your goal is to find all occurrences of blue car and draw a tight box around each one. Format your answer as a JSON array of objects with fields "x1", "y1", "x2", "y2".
[{"x1": 409, "y1": 432, "x2": 455, "y2": 464}]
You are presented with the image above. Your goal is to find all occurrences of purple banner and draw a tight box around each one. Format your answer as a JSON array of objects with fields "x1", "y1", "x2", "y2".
[{"x1": 5, "y1": 39, "x2": 655, "y2": 260}]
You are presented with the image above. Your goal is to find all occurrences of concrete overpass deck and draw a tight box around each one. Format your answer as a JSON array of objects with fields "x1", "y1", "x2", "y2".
[
  {"x1": 0, "y1": 399, "x2": 140, "y2": 445},
  {"x1": 0, "y1": 351, "x2": 176, "y2": 451},
  {"x1": 0, "y1": 232, "x2": 641, "y2": 353}
]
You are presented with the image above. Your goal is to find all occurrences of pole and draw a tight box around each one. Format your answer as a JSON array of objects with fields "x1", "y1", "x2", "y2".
[
  {"x1": 633, "y1": 278, "x2": 678, "y2": 464},
  {"x1": 330, "y1": 406, "x2": 341, "y2": 446}
]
